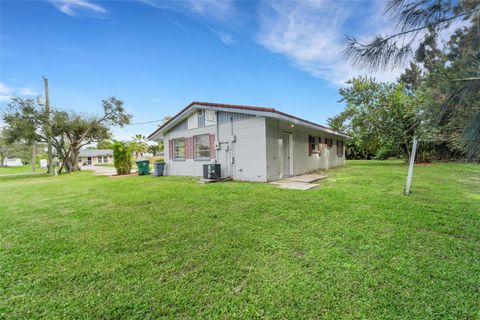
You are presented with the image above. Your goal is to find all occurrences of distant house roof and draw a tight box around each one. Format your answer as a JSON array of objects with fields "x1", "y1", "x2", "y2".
[
  {"x1": 79, "y1": 149, "x2": 113, "y2": 157},
  {"x1": 148, "y1": 101, "x2": 351, "y2": 140}
]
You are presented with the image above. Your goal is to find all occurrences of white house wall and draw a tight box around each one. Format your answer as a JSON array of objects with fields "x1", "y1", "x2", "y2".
[
  {"x1": 162, "y1": 116, "x2": 267, "y2": 182},
  {"x1": 265, "y1": 118, "x2": 345, "y2": 181}
]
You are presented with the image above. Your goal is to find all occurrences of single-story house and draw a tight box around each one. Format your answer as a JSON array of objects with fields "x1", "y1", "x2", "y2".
[
  {"x1": 148, "y1": 102, "x2": 350, "y2": 182},
  {"x1": 78, "y1": 149, "x2": 114, "y2": 166},
  {"x1": 1, "y1": 157, "x2": 23, "y2": 166}
]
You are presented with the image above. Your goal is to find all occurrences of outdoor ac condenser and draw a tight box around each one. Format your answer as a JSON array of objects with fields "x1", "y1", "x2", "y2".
[{"x1": 203, "y1": 164, "x2": 221, "y2": 180}]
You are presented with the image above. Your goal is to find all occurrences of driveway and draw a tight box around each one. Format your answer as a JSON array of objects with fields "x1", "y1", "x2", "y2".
[{"x1": 82, "y1": 166, "x2": 117, "y2": 176}]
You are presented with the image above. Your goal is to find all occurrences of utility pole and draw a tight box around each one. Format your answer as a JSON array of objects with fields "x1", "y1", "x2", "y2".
[
  {"x1": 43, "y1": 76, "x2": 53, "y2": 175},
  {"x1": 32, "y1": 141, "x2": 36, "y2": 173},
  {"x1": 405, "y1": 136, "x2": 418, "y2": 195}
]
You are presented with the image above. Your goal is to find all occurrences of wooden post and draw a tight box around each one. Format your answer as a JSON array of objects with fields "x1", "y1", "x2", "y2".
[
  {"x1": 32, "y1": 141, "x2": 36, "y2": 173},
  {"x1": 405, "y1": 137, "x2": 418, "y2": 195}
]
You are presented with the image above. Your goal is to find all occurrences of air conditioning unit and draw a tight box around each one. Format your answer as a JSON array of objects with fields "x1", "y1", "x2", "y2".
[{"x1": 203, "y1": 164, "x2": 221, "y2": 180}]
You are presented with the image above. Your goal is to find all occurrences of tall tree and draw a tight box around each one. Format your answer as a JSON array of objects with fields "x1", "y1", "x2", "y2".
[
  {"x1": 131, "y1": 134, "x2": 148, "y2": 159},
  {"x1": 2, "y1": 97, "x2": 131, "y2": 173},
  {"x1": 328, "y1": 77, "x2": 417, "y2": 160},
  {"x1": 97, "y1": 139, "x2": 113, "y2": 150},
  {"x1": 345, "y1": 0, "x2": 480, "y2": 158}
]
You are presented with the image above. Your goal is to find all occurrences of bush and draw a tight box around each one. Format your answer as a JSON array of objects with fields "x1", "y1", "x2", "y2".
[
  {"x1": 373, "y1": 147, "x2": 397, "y2": 160},
  {"x1": 112, "y1": 141, "x2": 133, "y2": 175}
]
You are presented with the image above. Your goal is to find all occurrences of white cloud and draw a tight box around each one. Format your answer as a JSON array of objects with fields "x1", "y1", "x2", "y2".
[
  {"x1": 149, "y1": 98, "x2": 161, "y2": 103},
  {"x1": 0, "y1": 82, "x2": 38, "y2": 103},
  {"x1": 49, "y1": 0, "x2": 107, "y2": 17},
  {"x1": 18, "y1": 87, "x2": 38, "y2": 96},
  {"x1": 0, "y1": 82, "x2": 11, "y2": 95},
  {"x1": 257, "y1": 1, "x2": 404, "y2": 85},
  {"x1": 0, "y1": 82, "x2": 12, "y2": 102},
  {"x1": 138, "y1": 0, "x2": 233, "y2": 21},
  {"x1": 209, "y1": 28, "x2": 235, "y2": 45}
]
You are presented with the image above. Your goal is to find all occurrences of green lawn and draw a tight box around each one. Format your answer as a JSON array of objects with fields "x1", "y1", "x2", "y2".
[
  {"x1": 1, "y1": 161, "x2": 479, "y2": 319},
  {"x1": 0, "y1": 165, "x2": 46, "y2": 175}
]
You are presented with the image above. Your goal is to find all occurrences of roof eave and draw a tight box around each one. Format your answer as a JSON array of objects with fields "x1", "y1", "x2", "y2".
[{"x1": 148, "y1": 102, "x2": 351, "y2": 140}]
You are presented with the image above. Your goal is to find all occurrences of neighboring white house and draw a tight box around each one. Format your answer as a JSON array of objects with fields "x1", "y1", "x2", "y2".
[
  {"x1": 78, "y1": 149, "x2": 114, "y2": 166},
  {"x1": 148, "y1": 102, "x2": 350, "y2": 182},
  {"x1": 1, "y1": 157, "x2": 23, "y2": 166}
]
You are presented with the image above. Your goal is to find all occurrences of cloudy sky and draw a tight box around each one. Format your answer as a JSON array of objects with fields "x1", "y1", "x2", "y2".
[{"x1": 0, "y1": 0, "x2": 405, "y2": 140}]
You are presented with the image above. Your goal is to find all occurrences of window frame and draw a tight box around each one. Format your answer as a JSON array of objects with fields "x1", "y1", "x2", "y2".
[
  {"x1": 337, "y1": 140, "x2": 344, "y2": 157},
  {"x1": 197, "y1": 110, "x2": 206, "y2": 127},
  {"x1": 173, "y1": 138, "x2": 186, "y2": 160},
  {"x1": 309, "y1": 135, "x2": 317, "y2": 154},
  {"x1": 194, "y1": 134, "x2": 210, "y2": 160},
  {"x1": 326, "y1": 138, "x2": 333, "y2": 149}
]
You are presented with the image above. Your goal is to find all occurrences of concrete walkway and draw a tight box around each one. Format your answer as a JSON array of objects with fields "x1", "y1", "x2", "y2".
[
  {"x1": 81, "y1": 165, "x2": 117, "y2": 176},
  {"x1": 270, "y1": 173, "x2": 327, "y2": 190}
]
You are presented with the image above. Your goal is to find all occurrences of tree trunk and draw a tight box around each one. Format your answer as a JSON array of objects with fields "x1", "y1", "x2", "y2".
[
  {"x1": 63, "y1": 147, "x2": 81, "y2": 173},
  {"x1": 32, "y1": 142, "x2": 36, "y2": 173},
  {"x1": 71, "y1": 148, "x2": 81, "y2": 171}
]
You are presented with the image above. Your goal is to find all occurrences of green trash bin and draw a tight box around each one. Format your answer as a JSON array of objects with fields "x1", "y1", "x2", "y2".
[{"x1": 136, "y1": 160, "x2": 150, "y2": 175}]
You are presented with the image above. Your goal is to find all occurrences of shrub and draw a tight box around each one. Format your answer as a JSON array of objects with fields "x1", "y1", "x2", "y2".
[{"x1": 112, "y1": 141, "x2": 133, "y2": 175}]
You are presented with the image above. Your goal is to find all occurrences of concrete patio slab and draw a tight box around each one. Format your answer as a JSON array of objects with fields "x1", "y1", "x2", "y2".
[
  {"x1": 270, "y1": 180, "x2": 319, "y2": 190},
  {"x1": 286, "y1": 173, "x2": 327, "y2": 183}
]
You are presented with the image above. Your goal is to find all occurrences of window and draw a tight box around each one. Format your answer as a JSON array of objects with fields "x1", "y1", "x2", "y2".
[
  {"x1": 309, "y1": 135, "x2": 317, "y2": 156},
  {"x1": 194, "y1": 134, "x2": 210, "y2": 159},
  {"x1": 173, "y1": 138, "x2": 186, "y2": 159},
  {"x1": 197, "y1": 110, "x2": 205, "y2": 127},
  {"x1": 103, "y1": 156, "x2": 108, "y2": 163},
  {"x1": 337, "y1": 140, "x2": 344, "y2": 157},
  {"x1": 317, "y1": 136, "x2": 322, "y2": 155},
  {"x1": 98, "y1": 156, "x2": 102, "y2": 163},
  {"x1": 325, "y1": 138, "x2": 333, "y2": 149}
]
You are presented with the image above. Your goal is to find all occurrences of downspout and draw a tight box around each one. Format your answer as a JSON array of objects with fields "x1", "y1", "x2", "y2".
[
  {"x1": 215, "y1": 111, "x2": 229, "y2": 178},
  {"x1": 230, "y1": 116, "x2": 235, "y2": 178}
]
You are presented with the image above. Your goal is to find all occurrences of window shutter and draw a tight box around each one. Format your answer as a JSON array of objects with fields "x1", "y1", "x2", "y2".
[
  {"x1": 186, "y1": 137, "x2": 194, "y2": 159},
  {"x1": 169, "y1": 139, "x2": 173, "y2": 160},
  {"x1": 209, "y1": 134, "x2": 216, "y2": 159},
  {"x1": 308, "y1": 135, "x2": 312, "y2": 156}
]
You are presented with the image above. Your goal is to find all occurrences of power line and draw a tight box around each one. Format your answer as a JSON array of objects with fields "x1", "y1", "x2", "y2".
[
  {"x1": 46, "y1": 100, "x2": 164, "y2": 126},
  {"x1": 126, "y1": 119, "x2": 164, "y2": 125}
]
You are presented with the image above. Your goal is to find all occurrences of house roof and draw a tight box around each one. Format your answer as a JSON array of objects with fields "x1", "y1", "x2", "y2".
[
  {"x1": 148, "y1": 101, "x2": 351, "y2": 140},
  {"x1": 79, "y1": 149, "x2": 113, "y2": 157}
]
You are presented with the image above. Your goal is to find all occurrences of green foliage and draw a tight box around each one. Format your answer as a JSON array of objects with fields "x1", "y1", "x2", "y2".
[
  {"x1": 130, "y1": 134, "x2": 148, "y2": 158},
  {"x1": 96, "y1": 139, "x2": 113, "y2": 150},
  {"x1": 2, "y1": 96, "x2": 132, "y2": 173},
  {"x1": 413, "y1": 22, "x2": 480, "y2": 160},
  {"x1": 1, "y1": 161, "x2": 479, "y2": 318},
  {"x1": 328, "y1": 77, "x2": 417, "y2": 161},
  {"x1": 148, "y1": 142, "x2": 161, "y2": 156},
  {"x1": 372, "y1": 146, "x2": 398, "y2": 160},
  {"x1": 335, "y1": 20, "x2": 479, "y2": 162},
  {"x1": 345, "y1": 1, "x2": 480, "y2": 160},
  {"x1": 112, "y1": 140, "x2": 132, "y2": 175}
]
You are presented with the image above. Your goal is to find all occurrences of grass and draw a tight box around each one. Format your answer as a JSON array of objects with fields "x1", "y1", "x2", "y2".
[
  {"x1": 0, "y1": 165, "x2": 46, "y2": 175},
  {"x1": 0, "y1": 160, "x2": 479, "y2": 319}
]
